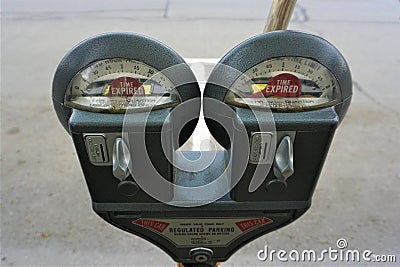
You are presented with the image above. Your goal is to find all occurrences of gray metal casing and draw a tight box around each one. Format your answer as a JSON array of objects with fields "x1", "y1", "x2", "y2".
[
  {"x1": 203, "y1": 30, "x2": 352, "y2": 201},
  {"x1": 52, "y1": 33, "x2": 201, "y2": 202}
]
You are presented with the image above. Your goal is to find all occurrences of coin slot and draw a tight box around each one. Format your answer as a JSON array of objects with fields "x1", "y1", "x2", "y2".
[
  {"x1": 99, "y1": 144, "x2": 106, "y2": 162},
  {"x1": 84, "y1": 134, "x2": 109, "y2": 164},
  {"x1": 249, "y1": 132, "x2": 273, "y2": 164},
  {"x1": 262, "y1": 142, "x2": 269, "y2": 160}
]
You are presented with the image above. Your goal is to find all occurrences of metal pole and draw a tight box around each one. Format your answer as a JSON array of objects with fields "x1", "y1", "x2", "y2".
[{"x1": 263, "y1": 0, "x2": 297, "y2": 32}]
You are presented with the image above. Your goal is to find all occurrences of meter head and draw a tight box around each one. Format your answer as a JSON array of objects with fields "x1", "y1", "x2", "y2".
[
  {"x1": 204, "y1": 30, "x2": 352, "y2": 202},
  {"x1": 53, "y1": 32, "x2": 200, "y2": 145},
  {"x1": 52, "y1": 32, "x2": 201, "y2": 206},
  {"x1": 204, "y1": 30, "x2": 352, "y2": 149}
]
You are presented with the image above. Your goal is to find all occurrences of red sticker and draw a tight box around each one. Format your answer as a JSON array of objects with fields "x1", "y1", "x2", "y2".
[
  {"x1": 107, "y1": 77, "x2": 144, "y2": 97},
  {"x1": 262, "y1": 73, "x2": 302, "y2": 98},
  {"x1": 132, "y1": 218, "x2": 170, "y2": 233},
  {"x1": 235, "y1": 217, "x2": 273, "y2": 232}
]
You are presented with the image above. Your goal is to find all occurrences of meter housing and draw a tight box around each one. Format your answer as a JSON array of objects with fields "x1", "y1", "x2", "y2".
[
  {"x1": 53, "y1": 33, "x2": 201, "y2": 205},
  {"x1": 204, "y1": 30, "x2": 352, "y2": 202}
]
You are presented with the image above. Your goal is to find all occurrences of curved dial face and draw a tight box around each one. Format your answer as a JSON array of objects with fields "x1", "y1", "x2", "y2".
[
  {"x1": 65, "y1": 58, "x2": 180, "y2": 113},
  {"x1": 225, "y1": 57, "x2": 342, "y2": 111}
]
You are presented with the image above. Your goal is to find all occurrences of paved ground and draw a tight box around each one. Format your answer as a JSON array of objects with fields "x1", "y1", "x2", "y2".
[{"x1": 1, "y1": 0, "x2": 399, "y2": 266}]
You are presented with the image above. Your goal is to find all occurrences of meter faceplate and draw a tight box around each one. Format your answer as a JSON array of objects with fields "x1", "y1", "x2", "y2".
[
  {"x1": 226, "y1": 56, "x2": 342, "y2": 112},
  {"x1": 66, "y1": 58, "x2": 181, "y2": 113}
]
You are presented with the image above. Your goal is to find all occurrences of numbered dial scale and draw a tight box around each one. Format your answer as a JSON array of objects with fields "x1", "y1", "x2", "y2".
[
  {"x1": 66, "y1": 58, "x2": 180, "y2": 113},
  {"x1": 226, "y1": 56, "x2": 341, "y2": 111}
]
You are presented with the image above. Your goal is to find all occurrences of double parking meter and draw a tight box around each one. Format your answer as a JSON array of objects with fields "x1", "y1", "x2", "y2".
[{"x1": 53, "y1": 30, "x2": 351, "y2": 266}]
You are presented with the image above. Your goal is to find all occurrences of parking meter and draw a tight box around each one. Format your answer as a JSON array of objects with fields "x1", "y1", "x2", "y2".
[
  {"x1": 52, "y1": 32, "x2": 201, "y2": 204},
  {"x1": 204, "y1": 30, "x2": 352, "y2": 201},
  {"x1": 53, "y1": 30, "x2": 351, "y2": 266}
]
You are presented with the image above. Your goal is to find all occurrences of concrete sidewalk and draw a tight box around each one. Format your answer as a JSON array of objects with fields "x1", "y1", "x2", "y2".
[{"x1": 1, "y1": 0, "x2": 400, "y2": 266}]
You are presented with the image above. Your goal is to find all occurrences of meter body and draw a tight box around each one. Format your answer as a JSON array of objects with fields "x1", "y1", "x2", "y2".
[
  {"x1": 204, "y1": 30, "x2": 352, "y2": 203},
  {"x1": 53, "y1": 33, "x2": 201, "y2": 204}
]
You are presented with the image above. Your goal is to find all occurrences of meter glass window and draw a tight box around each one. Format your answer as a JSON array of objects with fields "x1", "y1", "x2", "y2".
[
  {"x1": 225, "y1": 57, "x2": 342, "y2": 111},
  {"x1": 65, "y1": 58, "x2": 181, "y2": 113}
]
